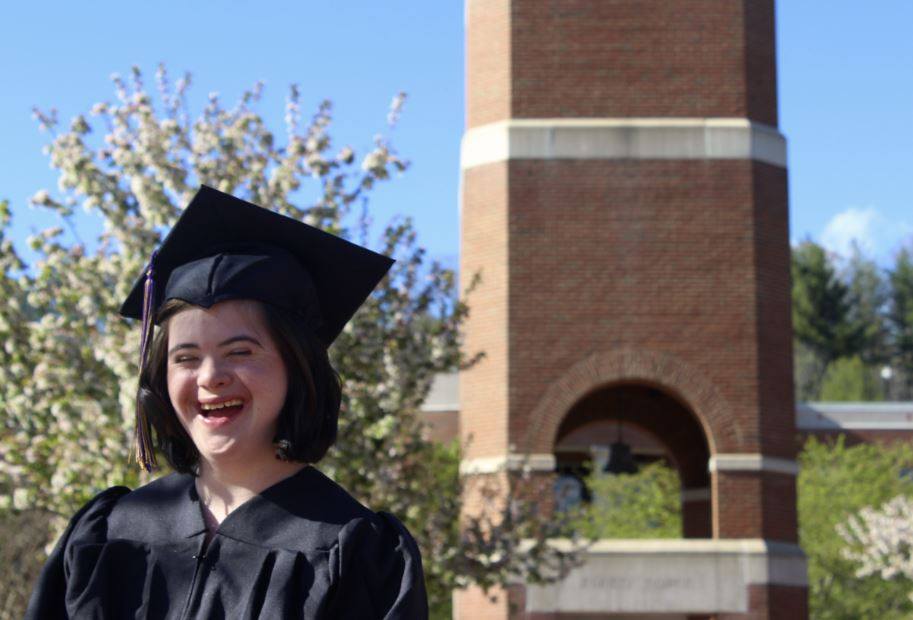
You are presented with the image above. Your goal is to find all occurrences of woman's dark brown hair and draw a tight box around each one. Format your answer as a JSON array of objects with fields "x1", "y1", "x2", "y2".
[{"x1": 135, "y1": 298, "x2": 342, "y2": 474}]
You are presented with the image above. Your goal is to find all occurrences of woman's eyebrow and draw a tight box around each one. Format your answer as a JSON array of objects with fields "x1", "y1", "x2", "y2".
[
  {"x1": 168, "y1": 342, "x2": 198, "y2": 356},
  {"x1": 219, "y1": 335, "x2": 262, "y2": 348},
  {"x1": 167, "y1": 335, "x2": 262, "y2": 356}
]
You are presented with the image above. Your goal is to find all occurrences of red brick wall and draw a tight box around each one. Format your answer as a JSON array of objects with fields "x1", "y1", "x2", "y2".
[
  {"x1": 714, "y1": 471, "x2": 798, "y2": 541},
  {"x1": 461, "y1": 162, "x2": 511, "y2": 460},
  {"x1": 716, "y1": 584, "x2": 808, "y2": 620},
  {"x1": 742, "y1": 0, "x2": 779, "y2": 126},
  {"x1": 460, "y1": 155, "x2": 800, "y2": 607},
  {"x1": 467, "y1": 0, "x2": 512, "y2": 128},
  {"x1": 752, "y1": 164, "x2": 795, "y2": 460},
  {"x1": 468, "y1": 0, "x2": 778, "y2": 127},
  {"x1": 454, "y1": 584, "x2": 511, "y2": 620},
  {"x1": 504, "y1": 159, "x2": 793, "y2": 460}
]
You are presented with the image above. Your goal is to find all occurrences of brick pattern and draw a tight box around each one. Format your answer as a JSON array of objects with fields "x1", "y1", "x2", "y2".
[
  {"x1": 716, "y1": 584, "x2": 809, "y2": 620},
  {"x1": 466, "y1": 0, "x2": 512, "y2": 128},
  {"x1": 751, "y1": 164, "x2": 796, "y2": 459},
  {"x1": 742, "y1": 0, "x2": 779, "y2": 126},
  {"x1": 467, "y1": 0, "x2": 778, "y2": 128},
  {"x1": 461, "y1": 162, "x2": 511, "y2": 460},
  {"x1": 504, "y1": 159, "x2": 794, "y2": 459},
  {"x1": 453, "y1": 584, "x2": 510, "y2": 620},
  {"x1": 460, "y1": 155, "x2": 801, "y2": 612},
  {"x1": 523, "y1": 348, "x2": 730, "y2": 458},
  {"x1": 713, "y1": 470, "x2": 798, "y2": 542}
]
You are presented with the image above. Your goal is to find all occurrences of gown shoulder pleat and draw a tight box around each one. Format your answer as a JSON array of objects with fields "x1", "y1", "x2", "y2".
[
  {"x1": 328, "y1": 511, "x2": 428, "y2": 619},
  {"x1": 24, "y1": 485, "x2": 130, "y2": 620}
]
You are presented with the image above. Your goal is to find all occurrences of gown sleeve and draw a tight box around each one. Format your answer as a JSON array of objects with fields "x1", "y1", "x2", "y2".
[
  {"x1": 330, "y1": 511, "x2": 429, "y2": 619},
  {"x1": 23, "y1": 486, "x2": 130, "y2": 620}
]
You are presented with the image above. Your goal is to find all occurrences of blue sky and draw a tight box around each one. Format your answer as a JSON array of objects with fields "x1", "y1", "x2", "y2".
[
  {"x1": 778, "y1": 2, "x2": 913, "y2": 265},
  {"x1": 1, "y1": 1, "x2": 911, "y2": 270}
]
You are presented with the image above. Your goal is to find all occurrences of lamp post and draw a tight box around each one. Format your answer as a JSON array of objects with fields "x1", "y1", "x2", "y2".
[{"x1": 881, "y1": 365, "x2": 893, "y2": 401}]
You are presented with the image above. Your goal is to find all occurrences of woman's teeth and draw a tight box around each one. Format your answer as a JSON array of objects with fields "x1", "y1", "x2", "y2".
[{"x1": 200, "y1": 399, "x2": 244, "y2": 413}]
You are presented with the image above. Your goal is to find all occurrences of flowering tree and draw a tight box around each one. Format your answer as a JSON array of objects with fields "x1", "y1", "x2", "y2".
[
  {"x1": 0, "y1": 66, "x2": 575, "y2": 618},
  {"x1": 838, "y1": 495, "x2": 913, "y2": 602},
  {"x1": 799, "y1": 436, "x2": 913, "y2": 619}
]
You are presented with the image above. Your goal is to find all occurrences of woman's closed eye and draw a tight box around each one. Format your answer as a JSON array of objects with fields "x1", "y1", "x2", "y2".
[{"x1": 172, "y1": 351, "x2": 249, "y2": 364}]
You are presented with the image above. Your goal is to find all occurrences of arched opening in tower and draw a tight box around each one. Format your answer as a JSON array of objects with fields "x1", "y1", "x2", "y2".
[{"x1": 552, "y1": 382, "x2": 712, "y2": 539}]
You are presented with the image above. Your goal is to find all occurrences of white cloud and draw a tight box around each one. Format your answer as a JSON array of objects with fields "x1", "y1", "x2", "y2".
[
  {"x1": 818, "y1": 206, "x2": 913, "y2": 266},
  {"x1": 820, "y1": 206, "x2": 881, "y2": 258}
]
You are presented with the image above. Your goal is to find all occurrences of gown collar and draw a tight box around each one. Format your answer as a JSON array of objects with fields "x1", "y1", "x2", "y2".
[
  {"x1": 111, "y1": 464, "x2": 363, "y2": 550},
  {"x1": 187, "y1": 465, "x2": 322, "y2": 545}
]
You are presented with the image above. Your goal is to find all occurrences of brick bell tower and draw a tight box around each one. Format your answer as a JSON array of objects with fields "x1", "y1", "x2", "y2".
[{"x1": 458, "y1": 1, "x2": 807, "y2": 619}]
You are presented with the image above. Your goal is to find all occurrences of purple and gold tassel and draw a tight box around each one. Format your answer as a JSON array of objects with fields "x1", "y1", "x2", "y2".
[{"x1": 135, "y1": 251, "x2": 158, "y2": 471}]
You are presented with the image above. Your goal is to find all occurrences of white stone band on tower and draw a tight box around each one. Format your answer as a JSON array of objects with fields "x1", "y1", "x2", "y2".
[{"x1": 461, "y1": 118, "x2": 788, "y2": 170}]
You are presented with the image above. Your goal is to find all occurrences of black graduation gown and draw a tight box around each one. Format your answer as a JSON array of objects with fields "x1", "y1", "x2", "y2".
[{"x1": 24, "y1": 465, "x2": 429, "y2": 619}]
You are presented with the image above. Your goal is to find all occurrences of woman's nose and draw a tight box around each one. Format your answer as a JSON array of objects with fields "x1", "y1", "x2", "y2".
[{"x1": 197, "y1": 356, "x2": 232, "y2": 389}]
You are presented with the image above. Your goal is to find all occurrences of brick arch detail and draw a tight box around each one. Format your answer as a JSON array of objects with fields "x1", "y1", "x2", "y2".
[{"x1": 522, "y1": 349, "x2": 729, "y2": 456}]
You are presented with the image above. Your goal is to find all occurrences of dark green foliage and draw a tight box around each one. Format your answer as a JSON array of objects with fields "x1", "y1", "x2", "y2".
[
  {"x1": 887, "y1": 249, "x2": 913, "y2": 398},
  {"x1": 792, "y1": 241, "x2": 865, "y2": 368},
  {"x1": 846, "y1": 245, "x2": 890, "y2": 366},
  {"x1": 792, "y1": 240, "x2": 912, "y2": 401}
]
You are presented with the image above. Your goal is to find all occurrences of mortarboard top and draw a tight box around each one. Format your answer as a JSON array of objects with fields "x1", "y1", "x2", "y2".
[{"x1": 119, "y1": 185, "x2": 394, "y2": 346}]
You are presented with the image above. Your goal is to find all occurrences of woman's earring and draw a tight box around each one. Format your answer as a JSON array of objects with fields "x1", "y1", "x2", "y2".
[{"x1": 274, "y1": 439, "x2": 292, "y2": 461}]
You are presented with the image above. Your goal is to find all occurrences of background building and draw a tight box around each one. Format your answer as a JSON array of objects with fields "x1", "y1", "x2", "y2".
[{"x1": 453, "y1": 1, "x2": 804, "y2": 617}]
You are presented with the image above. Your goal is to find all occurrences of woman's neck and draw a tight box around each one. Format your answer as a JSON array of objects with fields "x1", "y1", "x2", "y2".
[{"x1": 195, "y1": 455, "x2": 307, "y2": 524}]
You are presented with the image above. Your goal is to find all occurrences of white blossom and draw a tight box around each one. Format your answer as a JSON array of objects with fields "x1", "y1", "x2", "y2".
[
  {"x1": 387, "y1": 91, "x2": 407, "y2": 127},
  {"x1": 30, "y1": 190, "x2": 51, "y2": 206},
  {"x1": 12, "y1": 488, "x2": 30, "y2": 511},
  {"x1": 838, "y1": 495, "x2": 913, "y2": 600}
]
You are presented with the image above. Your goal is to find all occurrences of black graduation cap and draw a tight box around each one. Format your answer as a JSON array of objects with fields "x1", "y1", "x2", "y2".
[
  {"x1": 122, "y1": 186, "x2": 393, "y2": 471},
  {"x1": 120, "y1": 185, "x2": 394, "y2": 346}
]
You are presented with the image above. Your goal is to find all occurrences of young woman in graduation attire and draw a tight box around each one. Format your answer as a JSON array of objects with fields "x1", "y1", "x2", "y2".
[{"x1": 25, "y1": 186, "x2": 429, "y2": 619}]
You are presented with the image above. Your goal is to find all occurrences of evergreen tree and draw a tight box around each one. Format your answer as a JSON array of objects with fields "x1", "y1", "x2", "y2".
[
  {"x1": 887, "y1": 247, "x2": 913, "y2": 399},
  {"x1": 845, "y1": 243, "x2": 889, "y2": 366},
  {"x1": 792, "y1": 241, "x2": 866, "y2": 397}
]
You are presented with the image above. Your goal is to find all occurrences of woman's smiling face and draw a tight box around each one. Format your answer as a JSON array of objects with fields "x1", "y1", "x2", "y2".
[{"x1": 166, "y1": 299, "x2": 288, "y2": 465}]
